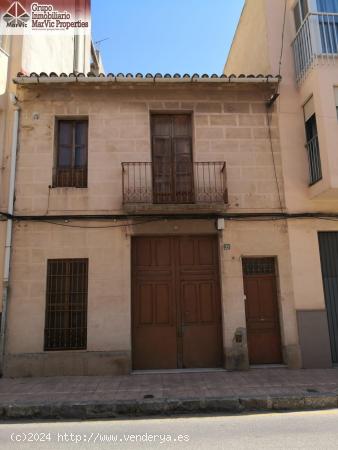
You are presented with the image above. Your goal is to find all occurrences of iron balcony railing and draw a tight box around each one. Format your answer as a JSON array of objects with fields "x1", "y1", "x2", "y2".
[
  {"x1": 292, "y1": 12, "x2": 338, "y2": 82},
  {"x1": 53, "y1": 168, "x2": 87, "y2": 188},
  {"x1": 122, "y1": 161, "x2": 228, "y2": 205},
  {"x1": 306, "y1": 134, "x2": 322, "y2": 185}
]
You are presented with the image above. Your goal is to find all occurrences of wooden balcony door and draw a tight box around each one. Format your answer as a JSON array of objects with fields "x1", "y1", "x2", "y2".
[{"x1": 151, "y1": 114, "x2": 194, "y2": 204}]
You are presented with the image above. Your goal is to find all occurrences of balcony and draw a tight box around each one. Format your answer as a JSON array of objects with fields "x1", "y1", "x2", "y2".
[
  {"x1": 292, "y1": 12, "x2": 338, "y2": 82},
  {"x1": 122, "y1": 161, "x2": 228, "y2": 213}
]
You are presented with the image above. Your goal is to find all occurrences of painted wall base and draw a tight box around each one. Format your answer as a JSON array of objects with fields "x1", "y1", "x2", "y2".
[
  {"x1": 225, "y1": 327, "x2": 250, "y2": 371},
  {"x1": 3, "y1": 351, "x2": 131, "y2": 377},
  {"x1": 283, "y1": 344, "x2": 302, "y2": 369},
  {"x1": 297, "y1": 310, "x2": 333, "y2": 369}
]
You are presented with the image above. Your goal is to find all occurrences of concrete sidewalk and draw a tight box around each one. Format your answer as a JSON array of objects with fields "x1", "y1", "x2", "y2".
[{"x1": 0, "y1": 368, "x2": 338, "y2": 420}]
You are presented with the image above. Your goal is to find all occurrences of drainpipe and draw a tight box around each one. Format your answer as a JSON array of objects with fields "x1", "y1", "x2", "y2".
[
  {"x1": 0, "y1": 95, "x2": 20, "y2": 377},
  {"x1": 73, "y1": 34, "x2": 78, "y2": 73},
  {"x1": 73, "y1": 34, "x2": 81, "y2": 74}
]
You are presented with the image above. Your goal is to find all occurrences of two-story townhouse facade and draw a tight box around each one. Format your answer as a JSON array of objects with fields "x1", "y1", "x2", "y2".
[
  {"x1": 225, "y1": 0, "x2": 338, "y2": 369},
  {"x1": 1, "y1": 73, "x2": 305, "y2": 377}
]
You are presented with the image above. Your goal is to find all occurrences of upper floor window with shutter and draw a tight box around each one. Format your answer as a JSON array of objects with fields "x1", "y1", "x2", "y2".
[
  {"x1": 335, "y1": 87, "x2": 338, "y2": 119},
  {"x1": 54, "y1": 119, "x2": 88, "y2": 188}
]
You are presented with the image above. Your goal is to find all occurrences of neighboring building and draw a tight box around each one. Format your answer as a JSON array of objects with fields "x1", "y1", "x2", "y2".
[
  {"x1": 0, "y1": 19, "x2": 104, "y2": 374},
  {"x1": 2, "y1": 72, "x2": 305, "y2": 377},
  {"x1": 1, "y1": 31, "x2": 93, "y2": 238},
  {"x1": 225, "y1": 0, "x2": 338, "y2": 368}
]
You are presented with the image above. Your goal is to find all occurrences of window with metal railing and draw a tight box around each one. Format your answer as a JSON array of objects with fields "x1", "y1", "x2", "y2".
[
  {"x1": 304, "y1": 97, "x2": 322, "y2": 185},
  {"x1": 53, "y1": 119, "x2": 88, "y2": 188},
  {"x1": 44, "y1": 259, "x2": 88, "y2": 351},
  {"x1": 306, "y1": 132, "x2": 322, "y2": 185}
]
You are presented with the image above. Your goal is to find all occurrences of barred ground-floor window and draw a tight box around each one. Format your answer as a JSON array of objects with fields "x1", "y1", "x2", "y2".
[{"x1": 44, "y1": 259, "x2": 88, "y2": 351}]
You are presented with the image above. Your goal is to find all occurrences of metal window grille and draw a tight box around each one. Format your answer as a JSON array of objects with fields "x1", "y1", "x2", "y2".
[
  {"x1": 242, "y1": 258, "x2": 276, "y2": 275},
  {"x1": 54, "y1": 120, "x2": 88, "y2": 188},
  {"x1": 44, "y1": 259, "x2": 88, "y2": 351},
  {"x1": 307, "y1": 134, "x2": 322, "y2": 185},
  {"x1": 304, "y1": 110, "x2": 322, "y2": 186}
]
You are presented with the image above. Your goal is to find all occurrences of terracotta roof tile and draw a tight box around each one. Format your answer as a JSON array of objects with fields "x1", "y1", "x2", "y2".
[{"x1": 16, "y1": 72, "x2": 281, "y2": 81}]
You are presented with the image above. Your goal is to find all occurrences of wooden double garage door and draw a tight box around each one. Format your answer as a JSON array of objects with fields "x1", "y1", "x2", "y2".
[{"x1": 132, "y1": 236, "x2": 223, "y2": 370}]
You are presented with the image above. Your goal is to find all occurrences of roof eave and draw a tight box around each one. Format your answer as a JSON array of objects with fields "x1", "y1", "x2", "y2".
[{"x1": 13, "y1": 75, "x2": 280, "y2": 86}]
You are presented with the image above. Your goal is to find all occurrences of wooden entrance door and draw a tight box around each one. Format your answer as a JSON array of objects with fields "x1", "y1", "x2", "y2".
[
  {"x1": 132, "y1": 236, "x2": 223, "y2": 370},
  {"x1": 151, "y1": 114, "x2": 194, "y2": 204},
  {"x1": 242, "y1": 258, "x2": 283, "y2": 365}
]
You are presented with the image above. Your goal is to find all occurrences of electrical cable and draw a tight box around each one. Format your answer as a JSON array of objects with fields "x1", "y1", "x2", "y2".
[
  {"x1": 277, "y1": 0, "x2": 288, "y2": 90},
  {"x1": 2, "y1": 211, "x2": 338, "y2": 228},
  {"x1": 266, "y1": 107, "x2": 284, "y2": 212},
  {"x1": 265, "y1": 0, "x2": 288, "y2": 213},
  {"x1": 40, "y1": 218, "x2": 163, "y2": 229}
]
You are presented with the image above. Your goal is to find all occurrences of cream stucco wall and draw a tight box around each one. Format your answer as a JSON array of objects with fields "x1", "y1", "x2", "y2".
[
  {"x1": 273, "y1": 6, "x2": 338, "y2": 207},
  {"x1": 21, "y1": 34, "x2": 91, "y2": 75},
  {"x1": 287, "y1": 218, "x2": 338, "y2": 311},
  {"x1": 21, "y1": 36, "x2": 75, "y2": 75},
  {"x1": 226, "y1": 0, "x2": 338, "y2": 211},
  {"x1": 225, "y1": 0, "x2": 271, "y2": 74}
]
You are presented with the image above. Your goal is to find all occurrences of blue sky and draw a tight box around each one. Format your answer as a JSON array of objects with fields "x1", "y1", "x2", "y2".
[{"x1": 91, "y1": 0, "x2": 244, "y2": 75}]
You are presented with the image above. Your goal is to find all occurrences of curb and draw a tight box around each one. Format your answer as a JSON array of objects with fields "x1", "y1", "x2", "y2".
[{"x1": 0, "y1": 393, "x2": 337, "y2": 420}]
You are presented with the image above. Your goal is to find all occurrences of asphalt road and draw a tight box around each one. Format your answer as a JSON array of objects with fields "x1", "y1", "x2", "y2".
[{"x1": 1, "y1": 410, "x2": 338, "y2": 449}]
